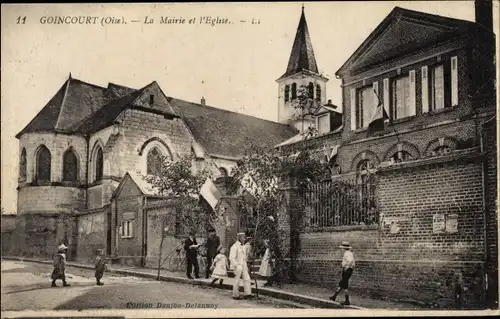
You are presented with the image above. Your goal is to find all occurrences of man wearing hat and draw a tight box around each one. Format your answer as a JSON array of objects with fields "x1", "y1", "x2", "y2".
[
  {"x1": 330, "y1": 241, "x2": 355, "y2": 305},
  {"x1": 204, "y1": 227, "x2": 220, "y2": 279},
  {"x1": 229, "y1": 232, "x2": 252, "y2": 299},
  {"x1": 184, "y1": 230, "x2": 202, "y2": 279},
  {"x1": 51, "y1": 244, "x2": 70, "y2": 287}
]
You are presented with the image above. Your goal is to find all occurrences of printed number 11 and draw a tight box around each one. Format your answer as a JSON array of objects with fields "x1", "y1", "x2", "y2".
[{"x1": 17, "y1": 16, "x2": 26, "y2": 24}]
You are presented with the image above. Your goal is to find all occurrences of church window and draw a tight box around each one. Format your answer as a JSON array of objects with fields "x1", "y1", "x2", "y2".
[
  {"x1": 36, "y1": 145, "x2": 51, "y2": 182},
  {"x1": 63, "y1": 148, "x2": 79, "y2": 182},
  {"x1": 291, "y1": 83, "x2": 297, "y2": 99},
  {"x1": 147, "y1": 147, "x2": 163, "y2": 176},
  {"x1": 19, "y1": 148, "x2": 27, "y2": 181},
  {"x1": 284, "y1": 85, "x2": 290, "y2": 102},
  {"x1": 308, "y1": 82, "x2": 314, "y2": 99},
  {"x1": 92, "y1": 145, "x2": 104, "y2": 182},
  {"x1": 316, "y1": 84, "x2": 321, "y2": 101}
]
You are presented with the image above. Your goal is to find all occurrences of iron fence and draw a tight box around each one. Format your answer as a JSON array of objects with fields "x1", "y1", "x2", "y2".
[{"x1": 304, "y1": 175, "x2": 379, "y2": 228}]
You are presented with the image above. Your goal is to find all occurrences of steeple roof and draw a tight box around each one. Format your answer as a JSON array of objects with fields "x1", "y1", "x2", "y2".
[{"x1": 278, "y1": 6, "x2": 320, "y2": 80}]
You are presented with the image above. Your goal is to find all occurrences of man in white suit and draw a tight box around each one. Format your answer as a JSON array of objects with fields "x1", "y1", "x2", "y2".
[{"x1": 229, "y1": 232, "x2": 252, "y2": 299}]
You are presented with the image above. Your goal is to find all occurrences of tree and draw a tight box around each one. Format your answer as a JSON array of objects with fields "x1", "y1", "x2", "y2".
[
  {"x1": 143, "y1": 154, "x2": 213, "y2": 279},
  {"x1": 290, "y1": 83, "x2": 320, "y2": 133},
  {"x1": 229, "y1": 140, "x2": 329, "y2": 284}
]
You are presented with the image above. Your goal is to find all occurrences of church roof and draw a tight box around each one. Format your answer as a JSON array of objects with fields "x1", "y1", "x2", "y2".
[
  {"x1": 167, "y1": 97, "x2": 298, "y2": 159},
  {"x1": 17, "y1": 76, "x2": 298, "y2": 159},
  {"x1": 278, "y1": 7, "x2": 321, "y2": 80},
  {"x1": 335, "y1": 6, "x2": 478, "y2": 76},
  {"x1": 15, "y1": 76, "x2": 113, "y2": 138}
]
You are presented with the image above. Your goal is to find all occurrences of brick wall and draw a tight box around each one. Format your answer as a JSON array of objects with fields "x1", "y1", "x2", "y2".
[
  {"x1": 482, "y1": 117, "x2": 498, "y2": 308},
  {"x1": 292, "y1": 154, "x2": 487, "y2": 308},
  {"x1": 114, "y1": 176, "x2": 145, "y2": 267},
  {"x1": 76, "y1": 208, "x2": 108, "y2": 263}
]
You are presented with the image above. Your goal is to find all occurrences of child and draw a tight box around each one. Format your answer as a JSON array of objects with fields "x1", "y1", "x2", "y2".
[
  {"x1": 51, "y1": 244, "x2": 70, "y2": 287},
  {"x1": 210, "y1": 247, "x2": 228, "y2": 287},
  {"x1": 330, "y1": 241, "x2": 355, "y2": 305},
  {"x1": 95, "y1": 249, "x2": 107, "y2": 286}
]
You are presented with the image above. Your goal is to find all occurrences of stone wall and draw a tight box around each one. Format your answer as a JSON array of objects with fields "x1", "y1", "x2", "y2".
[{"x1": 76, "y1": 208, "x2": 108, "y2": 263}]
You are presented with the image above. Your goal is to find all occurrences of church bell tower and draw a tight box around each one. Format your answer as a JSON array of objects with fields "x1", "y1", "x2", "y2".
[{"x1": 276, "y1": 6, "x2": 328, "y2": 132}]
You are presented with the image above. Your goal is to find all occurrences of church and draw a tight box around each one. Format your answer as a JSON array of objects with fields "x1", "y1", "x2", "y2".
[{"x1": 12, "y1": 7, "x2": 333, "y2": 261}]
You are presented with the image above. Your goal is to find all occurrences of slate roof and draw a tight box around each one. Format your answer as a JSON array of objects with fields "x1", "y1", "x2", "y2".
[
  {"x1": 278, "y1": 7, "x2": 322, "y2": 80},
  {"x1": 16, "y1": 77, "x2": 111, "y2": 137},
  {"x1": 167, "y1": 97, "x2": 298, "y2": 158},
  {"x1": 18, "y1": 76, "x2": 297, "y2": 159},
  {"x1": 336, "y1": 6, "x2": 479, "y2": 76}
]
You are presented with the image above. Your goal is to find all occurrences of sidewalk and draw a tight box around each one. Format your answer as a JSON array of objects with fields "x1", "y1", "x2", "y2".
[{"x1": 2, "y1": 256, "x2": 421, "y2": 310}]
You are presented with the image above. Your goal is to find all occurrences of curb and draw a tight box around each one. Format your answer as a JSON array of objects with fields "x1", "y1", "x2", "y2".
[{"x1": 2, "y1": 257, "x2": 364, "y2": 309}]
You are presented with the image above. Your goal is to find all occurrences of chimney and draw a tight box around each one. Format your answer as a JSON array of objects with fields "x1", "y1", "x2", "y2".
[
  {"x1": 475, "y1": 0, "x2": 493, "y2": 32},
  {"x1": 201, "y1": 96, "x2": 206, "y2": 105}
]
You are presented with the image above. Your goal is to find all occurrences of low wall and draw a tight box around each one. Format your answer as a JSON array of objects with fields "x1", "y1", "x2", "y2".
[
  {"x1": 294, "y1": 156, "x2": 487, "y2": 308},
  {"x1": 76, "y1": 209, "x2": 108, "y2": 263}
]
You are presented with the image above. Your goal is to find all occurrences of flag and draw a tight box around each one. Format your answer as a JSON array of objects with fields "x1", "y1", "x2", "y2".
[
  {"x1": 200, "y1": 177, "x2": 222, "y2": 211},
  {"x1": 367, "y1": 89, "x2": 389, "y2": 137},
  {"x1": 323, "y1": 144, "x2": 339, "y2": 164}
]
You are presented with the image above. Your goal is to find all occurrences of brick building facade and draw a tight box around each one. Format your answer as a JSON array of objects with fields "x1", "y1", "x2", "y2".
[{"x1": 277, "y1": 5, "x2": 497, "y2": 308}]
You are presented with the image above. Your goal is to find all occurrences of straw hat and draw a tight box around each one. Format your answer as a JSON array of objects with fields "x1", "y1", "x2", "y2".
[
  {"x1": 339, "y1": 241, "x2": 351, "y2": 249},
  {"x1": 57, "y1": 244, "x2": 68, "y2": 251}
]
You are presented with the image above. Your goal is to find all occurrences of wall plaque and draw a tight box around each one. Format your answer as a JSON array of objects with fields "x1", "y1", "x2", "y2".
[
  {"x1": 445, "y1": 214, "x2": 458, "y2": 233},
  {"x1": 433, "y1": 214, "x2": 445, "y2": 234}
]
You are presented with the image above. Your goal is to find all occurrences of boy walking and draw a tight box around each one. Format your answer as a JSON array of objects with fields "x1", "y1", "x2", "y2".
[
  {"x1": 95, "y1": 249, "x2": 106, "y2": 286},
  {"x1": 330, "y1": 241, "x2": 355, "y2": 306},
  {"x1": 51, "y1": 244, "x2": 70, "y2": 287}
]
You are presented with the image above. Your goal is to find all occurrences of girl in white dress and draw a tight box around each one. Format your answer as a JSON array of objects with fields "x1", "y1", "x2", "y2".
[
  {"x1": 210, "y1": 247, "x2": 229, "y2": 286},
  {"x1": 258, "y1": 239, "x2": 272, "y2": 277}
]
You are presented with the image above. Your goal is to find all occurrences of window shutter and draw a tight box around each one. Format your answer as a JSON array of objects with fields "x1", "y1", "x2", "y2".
[
  {"x1": 119, "y1": 225, "x2": 123, "y2": 237},
  {"x1": 409, "y1": 70, "x2": 416, "y2": 116},
  {"x1": 451, "y1": 56, "x2": 458, "y2": 106},
  {"x1": 372, "y1": 81, "x2": 379, "y2": 122},
  {"x1": 129, "y1": 221, "x2": 134, "y2": 238},
  {"x1": 421, "y1": 66, "x2": 429, "y2": 113},
  {"x1": 350, "y1": 88, "x2": 356, "y2": 131},
  {"x1": 383, "y1": 78, "x2": 390, "y2": 118}
]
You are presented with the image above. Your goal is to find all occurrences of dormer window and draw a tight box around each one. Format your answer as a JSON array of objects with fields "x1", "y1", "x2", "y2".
[{"x1": 317, "y1": 113, "x2": 330, "y2": 135}]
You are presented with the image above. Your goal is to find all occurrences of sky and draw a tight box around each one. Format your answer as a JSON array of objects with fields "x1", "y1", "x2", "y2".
[{"x1": 1, "y1": 1, "x2": 497, "y2": 213}]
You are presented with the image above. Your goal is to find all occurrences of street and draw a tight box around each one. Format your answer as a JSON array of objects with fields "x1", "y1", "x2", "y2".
[{"x1": 1, "y1": 260, "x2": 300, "y2": 311}]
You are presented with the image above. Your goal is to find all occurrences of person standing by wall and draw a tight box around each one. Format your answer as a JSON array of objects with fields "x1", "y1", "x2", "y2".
[
  {"x1": 204, "y1": 228, "x2": 220, "y2": 279},
  {"x1": 184, "y1": 231, "x2": 201, "y2": 279},
  {"x1": 229, "y1": 232, "x2": 252, "y2": 299},
  {"x1": 51, "y1": 244, "x2": 70, "y2": 287},
  {"x1": 95, "y1": 249, "x2": 107, "y2": 286},
  {"x1": 330, "y1": 241, "x2": 355, "y2": 306}
]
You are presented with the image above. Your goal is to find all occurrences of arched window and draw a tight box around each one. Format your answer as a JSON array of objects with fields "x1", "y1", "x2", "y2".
[
  {"x1": 432, "y1": 146, "x2": 452, "y2": 157},
  {"x1": 316, "y1": 84, "x2": 321, "y2": 101},
  {"x1": 308, "y1": 82, "x2": 314, "y2": 99},
  {"x1": 147, "y1": 147, "x2": 163, "y2": 176},
  {"x1": 63, "y1": 149, "x2": 79, "y2": 182},
  {"x1": 19, "y1": 148, "x2": 27, "y2": 181},
  {"x1": 219, "y1": 167, "x2": 228, "y2": 177},
  {"x1": 93, "y1": 146, "x2": 103, "y2": 182},
  {"x1": 391, "y1": 151, "x2": 413, "y2": 163},
  {"x1": 284, "y1": 85, "x2": 290, "y2": 103},
  {"x1": 291, "y1": 83, "x2": 297, "y2": 99},
  {"x1": 36, "y1": 145, "x2": 51, "y2": 182}
]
